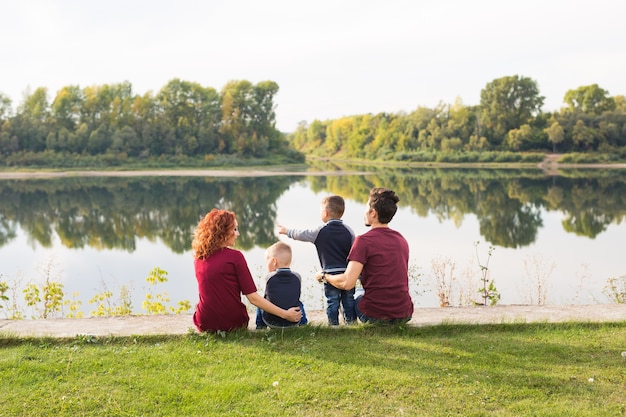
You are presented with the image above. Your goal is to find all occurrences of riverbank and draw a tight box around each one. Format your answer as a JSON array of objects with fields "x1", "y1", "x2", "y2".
[
  {"x1": 1, "y1": 304, "x2": 624, "y2": 338},
  {"x1": 0, "y1": 168, "x2": 371, "y2": 180},
  {"x1": 2, "y1": 154, "x2": 626, "y2": 180}
]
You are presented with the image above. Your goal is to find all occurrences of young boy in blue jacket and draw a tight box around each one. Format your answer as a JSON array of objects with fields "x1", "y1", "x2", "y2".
[
  {"x1": 278, "y1": 195, "x2": 356, "y2": 325},
  {"x1": 255, "y1": 241, "x2": 308, "y2": 329}
]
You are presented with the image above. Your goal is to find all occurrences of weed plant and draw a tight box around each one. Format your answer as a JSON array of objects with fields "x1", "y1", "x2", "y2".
[
  {"x1": 475, "y1": 242, "x2": 501, "y2": 306},
  {"x1": 1, "y1": 323, "x2": 625, "y2": 416},
  {"x1": 603, "y1": 275, "x2": 626, "y2": 304}
]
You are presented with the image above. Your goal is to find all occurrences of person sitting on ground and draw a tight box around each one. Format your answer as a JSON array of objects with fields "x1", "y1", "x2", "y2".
[
  {"x1": 315, "y1": 188, "x2": 414, "y2": 325},
  {"x1": 192, "y1": 209, "x2": 302, "y2": 333},
  {"x1": 255, "y1": 241, "x2": 308, "y2": 329},
  {"x1": 278, "y1": 195, "x2": 356, "y2": 326}
]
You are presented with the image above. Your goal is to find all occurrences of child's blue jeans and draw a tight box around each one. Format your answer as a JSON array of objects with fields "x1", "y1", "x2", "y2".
[{"x1": 324, "y1": 283, "x2": 356, "y2": 325}]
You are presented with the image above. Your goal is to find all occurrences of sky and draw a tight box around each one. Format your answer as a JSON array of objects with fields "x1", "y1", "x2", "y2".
[{"x1": 2, "y1": 0, "x2": 625, "y2": 132}]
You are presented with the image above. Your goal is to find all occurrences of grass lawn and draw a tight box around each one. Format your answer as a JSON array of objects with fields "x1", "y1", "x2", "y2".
[{"x1": 1, "y1": 322, "x2": 625, "y2": 416}]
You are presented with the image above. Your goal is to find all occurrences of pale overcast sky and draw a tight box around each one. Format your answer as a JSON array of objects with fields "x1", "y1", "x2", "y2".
[{"x1": 1, "y1": 0, "x2": 625, "y2": 132}]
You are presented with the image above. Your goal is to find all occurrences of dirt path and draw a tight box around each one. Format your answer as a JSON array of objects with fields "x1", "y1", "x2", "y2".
[
  {"x1": 1, "y1": 305, "x2": 624, "y2": 338},
  {"x1": 538, "y1": 154, "x2": 626, "y2": 173}
]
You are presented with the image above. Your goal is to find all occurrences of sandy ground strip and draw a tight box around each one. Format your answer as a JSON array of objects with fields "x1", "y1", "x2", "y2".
[
  {"x1": 0, "y1": 168, "x2": 374, "y2": 180},
  {"x1": 1, "y1": 304, "x2": 624, "y2": 338}
]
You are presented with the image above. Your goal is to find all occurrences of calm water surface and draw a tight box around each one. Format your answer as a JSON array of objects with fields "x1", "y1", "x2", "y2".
[{"x1": 1, "y1": 167, "x2": 624, "y2": 316}]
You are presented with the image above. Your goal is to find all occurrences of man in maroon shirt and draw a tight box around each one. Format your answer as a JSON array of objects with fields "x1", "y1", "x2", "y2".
[{"x1": 316, "y1": 188, "x2": 414, "y2": 324}]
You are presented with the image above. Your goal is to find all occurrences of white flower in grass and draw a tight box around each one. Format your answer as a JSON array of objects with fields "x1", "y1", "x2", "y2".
[
  {"x1": 621, "y1": 351, "x2": 626, "y2": 357},
  {"x1": 273, "y1": 381, "x2": 279, "y2": 387},
  {"x1": 588, "y1": 378, "x2": 594, "y2": 383}
]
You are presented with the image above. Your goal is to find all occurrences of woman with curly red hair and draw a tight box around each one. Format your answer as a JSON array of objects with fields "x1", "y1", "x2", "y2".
[{"x1": 192, "y1": 208, "x2": 302, "y2": 332}]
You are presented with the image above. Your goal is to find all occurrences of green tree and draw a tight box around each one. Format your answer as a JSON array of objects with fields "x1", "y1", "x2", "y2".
[
  {"x1": 131, "y1": 91, "x2": 158, "y2": 156},
  {"x1": 544, "y1": 119, "x2": 565, "y2": 152},
  {"x1": 81, "y1": 82, "x2": 134, "y2": 133},
  {"x1": 614, "y1": 95, "x2": 626, "y2": 112},
  {"x1": 446, "y1": 98, "x2": 476, "y2": 149},
  {"x1": 506, "y1": 124, "x2": 533, "y2": 151},
  {"x1": 306, "y1": 120, "x2": 328, "y2": 152},
  {"x1": 156, "y1": 78, "x2": 220, "y2": 155},
  {"x1": 346, "y1": 114, "x2": 374, "y2": 157},
  {"x1": 110, "y1": 126, "x2": 140, "y2": 154},
  {"x1": 18, "y1": 87, "x2": 50, "y2": 123},
  {"x1": 563, "y1": 84, "x2": 615, "y2": 115},
  {"x1": 325, "y1": 117, "x2": 353, "y2": 155},
  {"x1": 0, "y1": 92, "x2": 15, "y2": 153},
  {"x1": 51, "y1": 85, "x2": 84, "y2": 132},
  {"x1": 87, "y1": 125, "x2": 112, "y2": 155},
  {"x1": 597, "y1": 120, "x2": 622, "y2": 150},
  {"x1": 479, "y1": 75, "x2": 545, "y2": 146},
  {"x1": 14, "y1": 87, "x2": 51, "y2": 152},
  {"x1": 367, "y1": 114, "x2": 400, "y2": 156},
  {"x1": 0, "y1": 92, "x2": 12, "y2": 122},
  {"x1": 220, "y1": 80, "x2": 254, "y2": 155},
  {"x1": 387, "y1": 116, "x2": 414, "y2": 154},
  {"x1": 572, "y1": 119, "x2": 596, "y2": 150},
  {"x1": 219, "y1": 80, "x2": 282, "y2": 157},
  {"x1": 250, "y1": 80, "x2": 282, "y2": 154}
]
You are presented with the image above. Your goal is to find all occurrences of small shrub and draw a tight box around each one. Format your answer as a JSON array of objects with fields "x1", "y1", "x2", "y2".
[
  {"x1": 431, "y1": 256, "x2": 455, "y2": 307},
  {"x1": 0, "y1": 279, "x2": 9, "y2": 307},
  {"x1": 142, "y1": 267, "x2": 191, "y2": 315},
  {"x1": 142, "y1": 267, "x2": 170, "y2": 314},
  {"x1": 0, "y1": 273, "x2": 26, "y2": 319},
  {"x1": 64, "y1": 292, "x2": 84, "y2": 318},
  {"x1": 89, "y1": 284, "x2": 133, "y2": 317},
  {"x1": 602, "y1": 275, "x2": 626, "y2": 304},
  {"x1": 23, "y1": 281, "x2": 65, "y2": 319},
  {"x1": 408, "y1": 262, "x2": 427, "y2": 303},
  {"x1": 22, "y1": 257, "x2": 66, "y2": 319},
  {"x1": 474, "y1": 241, "x2": 500, "y2": 306},
  {"x1": 522, "y1": 254, "x2": 555, "y2": 305}
]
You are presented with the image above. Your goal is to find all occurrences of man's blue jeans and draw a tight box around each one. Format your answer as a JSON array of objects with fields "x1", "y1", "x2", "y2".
[
  {"x1": 354, "y1": 295, "x2": 411, "y2": 325},
  {"x1": 324, "y1": 283, "x2": 356, "y2": 325}
]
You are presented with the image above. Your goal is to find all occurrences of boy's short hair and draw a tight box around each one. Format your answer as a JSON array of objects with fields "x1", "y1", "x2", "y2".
[
  {"x1": 322, "y1": 195, "x2": 345, "y2": 218},
  {"x1": 266, "y1": 241, "x2": 292, "y2": 266}
]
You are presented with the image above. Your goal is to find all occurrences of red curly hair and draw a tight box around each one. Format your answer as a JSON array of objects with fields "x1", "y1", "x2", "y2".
[{"x1": 192, "y1": 209, "x2": 237, "y2": 259}]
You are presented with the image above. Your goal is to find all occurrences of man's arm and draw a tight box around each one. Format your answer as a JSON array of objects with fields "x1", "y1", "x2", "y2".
[{"x1": 316, "y1": 260, "x2": 363, "y2": 290}]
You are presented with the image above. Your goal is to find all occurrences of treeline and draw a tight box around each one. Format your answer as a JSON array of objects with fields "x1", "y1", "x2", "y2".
[
  {"x1": 288, "y1": 75, "x2": 626, "y2": 162},
  {"x1": 0, "y1": 79, "x2": 304, "y2": 166},
  {"x1": 2, "y1": 75, "x2": 625, "y2": 167}
]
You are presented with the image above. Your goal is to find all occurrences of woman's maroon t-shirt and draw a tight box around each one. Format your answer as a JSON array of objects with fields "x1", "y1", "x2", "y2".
[{"x1": 193, "y1": 248, "x2": 257, "y2": 332}]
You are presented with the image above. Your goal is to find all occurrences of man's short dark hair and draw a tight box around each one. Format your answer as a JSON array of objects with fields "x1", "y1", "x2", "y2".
[{"x1": 368, "y1": 188, "x2": 399, "y2": 224}]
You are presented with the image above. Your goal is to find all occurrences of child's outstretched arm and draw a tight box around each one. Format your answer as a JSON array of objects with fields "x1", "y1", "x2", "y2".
[{"x1": 277, "y1": 224, "x2": 320, "y2": 243}]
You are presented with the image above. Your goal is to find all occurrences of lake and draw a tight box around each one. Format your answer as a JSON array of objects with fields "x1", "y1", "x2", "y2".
[{"x1": 1, "y1": 165, "x2": 625, "y2": 318}]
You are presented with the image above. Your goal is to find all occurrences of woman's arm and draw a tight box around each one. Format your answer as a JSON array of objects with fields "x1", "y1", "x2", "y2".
[
  {"x1": 315, "y1": 260, "x2": 363, "y2": 290},
  {"x1": 245, "y1": 292, "x2": 302, "y2": 322}
]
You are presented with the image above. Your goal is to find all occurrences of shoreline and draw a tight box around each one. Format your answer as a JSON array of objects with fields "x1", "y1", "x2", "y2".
[
  {"x1": 1, "y1": 155, "x2": 626, "y2": 180},
  {"x1": 0, "y1": 168, "x2": 375, "y2": 180},
  {"x1": 1, "y1": 304, "x2": 624, "y2": 338}
]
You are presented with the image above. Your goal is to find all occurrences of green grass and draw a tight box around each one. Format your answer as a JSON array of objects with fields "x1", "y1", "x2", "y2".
[{"x1": 2, "y1": 322, "x2": 625, "y2": 416}]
